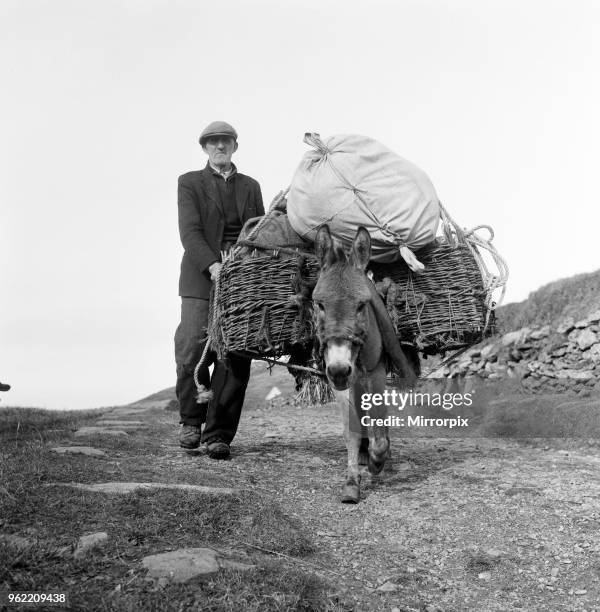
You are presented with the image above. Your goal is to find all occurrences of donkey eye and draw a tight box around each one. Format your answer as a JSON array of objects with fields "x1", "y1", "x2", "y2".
[
  {"x1": 356, "y1": 302, "x2": 366, "y2": 313},
  {"x1": 316, "y1": 302, "x2": 325, "y2": 312}
]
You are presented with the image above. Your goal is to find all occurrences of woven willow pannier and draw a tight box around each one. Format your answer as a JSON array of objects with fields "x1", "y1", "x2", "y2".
[
  {"x1": 208, "y1": 203, "x2": 506, "y2": 357},
  {"x1": 209, "y1": 249, "x2": 318, "y2": 358},
  {"x1": 371, "y1": 239, "x2": 493, "y2": 353}
]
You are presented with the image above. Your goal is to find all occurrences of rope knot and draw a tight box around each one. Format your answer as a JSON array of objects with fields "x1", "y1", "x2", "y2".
[{"x1": 303, "y1": 132, "x2": 331, "y2": 156}]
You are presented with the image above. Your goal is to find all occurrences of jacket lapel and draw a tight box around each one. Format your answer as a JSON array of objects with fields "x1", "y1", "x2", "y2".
[
  {"x1": 234, "y1": 175, "x2": 250, "y2": 221},
  {"x1": 199, "y1": 166, "x2": 223, "y2": 215}
]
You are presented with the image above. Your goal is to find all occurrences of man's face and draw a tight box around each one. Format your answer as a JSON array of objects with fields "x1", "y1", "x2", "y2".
[{"x1": 202, "y1": 136, "x2": 238, "y2": 169}]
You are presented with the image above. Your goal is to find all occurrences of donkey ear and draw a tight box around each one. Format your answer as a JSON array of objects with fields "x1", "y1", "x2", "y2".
[
  {"x1": 315, "y1": 225, "x2": 333, "y2": 268},
  {"x1": 350, "y1": 226, "x2": 371, "y2": 271}
]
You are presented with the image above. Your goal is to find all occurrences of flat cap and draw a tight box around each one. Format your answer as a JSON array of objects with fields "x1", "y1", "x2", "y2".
[{"x1": 199, "y1": 121, "x2": 238, "y2": 146}]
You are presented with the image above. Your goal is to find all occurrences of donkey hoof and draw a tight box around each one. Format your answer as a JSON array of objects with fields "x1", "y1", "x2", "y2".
[
  {"x1": 358, "y1": 451, "x2": 369, "y2": 466},
  {"x1": 341, "y1": 483, "x2": 360, "y2": 504},
  {"x1": 368, "y1": 456, "x2": 385, "y2": 475}
]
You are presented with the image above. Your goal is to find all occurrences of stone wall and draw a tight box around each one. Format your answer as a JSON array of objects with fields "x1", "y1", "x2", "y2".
[{"x1": 437, "y1": 310, "x2": 600, "y2": 394}]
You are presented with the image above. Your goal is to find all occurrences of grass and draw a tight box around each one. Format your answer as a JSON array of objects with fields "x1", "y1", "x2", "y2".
[
  {"x1": 0, "y1": 406, "x2": 105, "y2": 440},
  {"x1": 0, "y1": 488, "x2": 332, "y2": 610},
  {"x1": 391, "y1": 379, "x2": 600, "y2": 440},
  {"x1": 496, "y1": 267, "x2": 600, "y2": 332},
  {"x1": 0, "y1": 406, "x2": 348, "y2": 611}
]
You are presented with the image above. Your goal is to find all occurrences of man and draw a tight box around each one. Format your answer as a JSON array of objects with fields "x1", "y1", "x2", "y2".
[{"x1": 175, "y1": 121, "x2": 264, "y2": 459}]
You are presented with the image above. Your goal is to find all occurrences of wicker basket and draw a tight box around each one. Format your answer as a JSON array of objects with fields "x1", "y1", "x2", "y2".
[
  {"x1": 209, "y1": 248, "x2": 319, "y2": 358},
  {"x1": 208, "y1": 201, "x2": 507, "y2": 358},
  {"x1": 371, "y1": 239, "x2": 493, "y2": 353},
  {"x1": 370, "y1": 204, "x2": 507, "y2": 353}
]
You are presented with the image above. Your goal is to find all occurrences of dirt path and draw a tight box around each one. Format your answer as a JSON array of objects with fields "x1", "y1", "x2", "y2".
[
  {"x1": 149, "y1": 393, "x2": 600, "y2": 611},
  {"x1": 8, "y1": 377, "x2": 597, "y2": 610}
]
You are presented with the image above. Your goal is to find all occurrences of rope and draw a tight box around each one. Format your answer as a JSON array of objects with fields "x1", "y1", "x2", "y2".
[
  {"x1": 439, "y1": 202, "x2": 509, "y2": 316},
  {"x1": 229, "y1": 350, "x2": 326, "y2": 377},
  {"x1": 235, "y1": 241, "x2": 308, "y2": 257},
  {"x1": 193, "y1": 261, "x2": 222, "y2": 400},
  {"x1": 464, "y1": 226, "x2": 509, "y2": 306}
]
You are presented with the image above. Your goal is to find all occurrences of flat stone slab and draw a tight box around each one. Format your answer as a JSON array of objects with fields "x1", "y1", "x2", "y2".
[
  {"x1": 142, "y1": 547, "x2": 255, "y2": 582},
  {"x1": 104, "y1": 409, "x2": 152, "y2": 416},
  {"x1": 0, "y1": 534, "x2": 33, "y2": 550},
  {"x1": 73, "y1": 532, "x2": 108, "y2": 558},
  {"x1": 50, "y1": 446, "x2": 106, "y2": 457},
  {"x1": 74, "y1": 427, "x2": 129, "y2": 438},
  {"x1": 94, "y1": 420, "x2": 146, "y2": 427},
  {"x1": 46, "y1": 482, "x2": 236, "y2": 495},
  {"x1": 127, "y1": 399, "x2": 173, "y2": 410}
]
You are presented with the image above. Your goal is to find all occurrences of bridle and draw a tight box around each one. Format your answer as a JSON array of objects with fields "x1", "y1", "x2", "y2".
[
  {"x1": 314, "y1": 318, "x2": 369, "y2": 363},
  {"x1": 312, "y1": 250, "x2": 372, "y2": 365}
]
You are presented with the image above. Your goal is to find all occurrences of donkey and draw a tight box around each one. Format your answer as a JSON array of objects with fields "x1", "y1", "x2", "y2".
[{"x1": 313, "y1": 225, "x2": 419, "y2": 503}]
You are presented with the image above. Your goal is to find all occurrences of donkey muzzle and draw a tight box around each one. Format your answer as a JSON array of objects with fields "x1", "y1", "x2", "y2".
[
  {"x1": 326, "y1": 363, "x2": 353, "y2": 390},
  {"x1": 324, "y1": 342, "x2": 355, "y2": 390}
]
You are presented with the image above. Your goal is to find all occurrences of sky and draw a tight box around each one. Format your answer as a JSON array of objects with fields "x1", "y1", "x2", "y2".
[{"x1": 2, "y1": 0, "x2": 599, "y2": 410}]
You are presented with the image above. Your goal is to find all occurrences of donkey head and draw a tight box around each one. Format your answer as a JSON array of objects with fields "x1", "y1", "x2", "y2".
[{"x1": 312, "y1": 225, "x2": 372, "y2": 390}]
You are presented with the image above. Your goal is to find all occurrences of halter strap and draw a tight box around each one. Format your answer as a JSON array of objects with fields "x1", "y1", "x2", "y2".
[{"x1": 318, "y1": 333, "x2": 366, "y2": 347}]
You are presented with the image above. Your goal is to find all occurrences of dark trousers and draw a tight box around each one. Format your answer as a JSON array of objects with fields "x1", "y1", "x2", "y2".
[{"x1": 174, "y1": 297, "x2": 251, "y2": 444}]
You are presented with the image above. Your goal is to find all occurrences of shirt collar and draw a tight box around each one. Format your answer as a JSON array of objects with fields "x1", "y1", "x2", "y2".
[{"x1": 207, "y1": 161, "x2": 237, "y2": 180}]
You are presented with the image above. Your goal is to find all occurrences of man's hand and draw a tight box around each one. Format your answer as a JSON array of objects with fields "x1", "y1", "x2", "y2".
[{"x1": 208, "y1": 261, "x2": 222, "y2": 282}]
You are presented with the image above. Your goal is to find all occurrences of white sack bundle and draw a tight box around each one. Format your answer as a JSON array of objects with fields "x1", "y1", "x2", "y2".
[{"x1": 287, "y1": 133, "x2": 440, "y2": 272}]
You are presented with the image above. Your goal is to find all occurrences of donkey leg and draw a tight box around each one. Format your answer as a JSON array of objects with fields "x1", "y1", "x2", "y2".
[
  {"x1": 336, "y1": 389, "x2": 361, "y2": 503},
  {"x1": 364, "y1": 363, "x2": 390, "y2": 475},
  {"x1": 358, "y1": 437, "x2": 369, "y2": 466},
  {"x1": 368, "y1": 430, "x2": 390, "y2": 474}
]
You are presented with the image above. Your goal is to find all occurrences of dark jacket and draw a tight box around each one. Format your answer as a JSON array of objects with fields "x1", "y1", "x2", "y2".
[{"x1": 178, "y1": 164, "x2": 264, "y2": 298}]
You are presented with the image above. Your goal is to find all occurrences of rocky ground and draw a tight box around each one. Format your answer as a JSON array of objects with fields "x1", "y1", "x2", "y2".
[{"x1": 190, "y1": 395, "x2": 600, "y2": 611}]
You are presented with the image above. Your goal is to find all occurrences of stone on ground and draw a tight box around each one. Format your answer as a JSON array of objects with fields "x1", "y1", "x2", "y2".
[
  {"x1": 376, "y1": 581, "x2": 399, "y2": 592},
  {"x1": 501, "y1": 329, "x2": 529, "y2": 347},
  {"x1": 576, "y1": 328, "x2": 598, "y2": 351},
  {"x1": 265, "y1": 386, "x2": 282, "y2": 401},
  {"x1": 47, "y1": 482, "x2": 236, "y2": 495},
  {"x1": 94, "y1": 420, "x2": 146, "y2": 427},
  {"x1": 74, "y1": 427, "x2": 129, "y2": 438},
  {"x1": 50, "y1": 446, "x2": 106, "y2": 457},
  {"x1": 127, "y1": 399, "x2": 173, "y2": 410},
  {"x1": 104, "y1": 409, "x2": 152, "y2": 417},
  {"x1": 73, "y1": 532, "x2": 108, "y2": 558},
  {"x1": 142, "y1": 548, "x2": 255, "y2": 582},
  {"x1": 0, "y1": 534, "x2": 33, "y2": 550}
]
